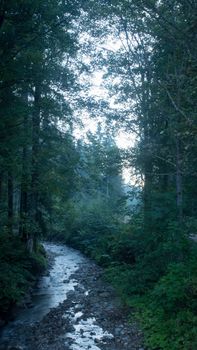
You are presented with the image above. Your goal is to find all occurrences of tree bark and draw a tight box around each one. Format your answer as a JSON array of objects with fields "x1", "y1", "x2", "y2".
[
  {"x1": 7, "y1": 171, "x2": 14, "y2": 233},
  {"x1": 20, "y1": 142, "x2": 29, "y2": 241},
  {"x1": 176, "y1": 137, "x2": 183, "y2": 222},
  {"x1": 143, "y1": 153, "x2": 153, "y2": 230},
  {"x1": 0, "y1": 0, "x2": 5, "y2": 30},
  {"x1": 19, "y1": 90, "x2": 30, "y2": 244},
  {"x1": 31, "y1": 83, "x2": 41, "y2": 251},
  {"x1": 0, "y1": 172, "x2": 3, "y2": 205}
]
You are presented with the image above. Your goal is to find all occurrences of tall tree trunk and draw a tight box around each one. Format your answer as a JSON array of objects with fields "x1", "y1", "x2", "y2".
[
  {"x1": 0, "y1": 172, "x2": 3, "y2": 205},
  {"x1": 176, "y1": 137, "x2": 183, "y2": 222},
  {"x1": 0, "y1": 0, "x2": 5, "y2": 29},
  {"x1": 20, "y1": 136, "x2": 29, "y2": 241},
  {"x1": 31, "y1": 83, "x2": 41, "y2": 251},
  {"x1": 7, "y1": 171, "x2": 14, "y2": 233},
  {"x1": 144, "y1": 157, "x2": 153, "y2": 231},
  {"x1": 0, "y1": 172, "x2": 4, "y2": 230},
  {"x1": 19, "y1": 90, "x2": 31, "y2": 245},
  {"x1": 143, "y1": 113, "x2": 153, "y2": 230},
  {"x1": 141, "y1": 69, "x2": 153, "y2": 231}
]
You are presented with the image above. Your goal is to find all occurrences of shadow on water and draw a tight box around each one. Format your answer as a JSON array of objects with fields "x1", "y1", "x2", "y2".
[{"x1": 0, "y1": 243, "x2": 84, "y2": 342}]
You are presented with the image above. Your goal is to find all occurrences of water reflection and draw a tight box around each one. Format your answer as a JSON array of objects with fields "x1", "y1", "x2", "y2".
[
  {"x1": 0, "y1": 243, "x2": 84, "y2": 340},
  {"x1": 0, "y1": 243, "x2": 114, "y2": 350}
]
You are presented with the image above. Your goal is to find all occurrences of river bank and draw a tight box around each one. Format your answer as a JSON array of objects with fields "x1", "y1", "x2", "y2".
[{"x1": 0, "y1": 243, "x2": 144, "y2": 350}]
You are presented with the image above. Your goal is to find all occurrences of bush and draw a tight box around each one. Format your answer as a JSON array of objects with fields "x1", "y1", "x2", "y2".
[
  {"x1": 67, "y1": 196, "x2": 122, "y2": 259},
  {"x1": 0, "y1": 232, "x2": 46, "y2": 317},
  {"x1": 134, "y1": 257, "x2": 197, "y2": 350},
  {"x1": 67, "y1": 194, "x2": 197, "y2": 350}
]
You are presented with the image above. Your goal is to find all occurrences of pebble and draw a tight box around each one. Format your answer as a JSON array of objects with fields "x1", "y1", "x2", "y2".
[{"x1": 0, "y1": 244, "x2": 144, "y2": 350}]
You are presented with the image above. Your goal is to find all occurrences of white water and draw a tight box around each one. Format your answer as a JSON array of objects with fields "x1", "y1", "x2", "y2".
[
  {"x1": 0, "y1": 243, "x2": 114, "y2": 349},
  {"x1": 0, "y1": 243, "x2": 83, "y2": 342},
  {"x1": 67, "y1": 316, "x2": 113, "y2": 350}
]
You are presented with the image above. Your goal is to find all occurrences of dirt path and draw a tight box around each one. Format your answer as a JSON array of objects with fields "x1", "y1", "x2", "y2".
[{"x1": 0, "y1": 243, "x2": 144, "y2": 350}]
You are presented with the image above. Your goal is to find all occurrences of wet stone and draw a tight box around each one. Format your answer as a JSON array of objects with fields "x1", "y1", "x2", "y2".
[{"x1": 0, "y1": 243, "x2": 144, "y2": 350}]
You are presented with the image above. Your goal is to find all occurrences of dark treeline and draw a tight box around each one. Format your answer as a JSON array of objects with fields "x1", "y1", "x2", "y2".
[
  {"x1": 92, "y1": 2, "x2": 197, "y2": 349},
  {"x1": 0, "y1": 1, "x2": 197, "y2": 349},
  {"x1": 0, "y1": 0, "x2": 82, "y2": 318}
]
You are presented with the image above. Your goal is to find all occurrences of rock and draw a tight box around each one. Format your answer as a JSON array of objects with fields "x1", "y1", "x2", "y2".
[
  {"x1": 0, "y1": 318, "x2": 6, "y2": 327},
  {"x1": 27, "y1": 303, "x2": 34, "y2": 308},
  {"x1": 99, "y1": 292, "x2": 110, "y2": 298},
  {"x1": 75, "y1": 304, "x2": 83, "y2": 311},
  {"x1": 1, "y1": 244, "x2": 145, "y2": 350},
  {"x1": 114, "y1": 326, "x2": 122, "y2": 336}
]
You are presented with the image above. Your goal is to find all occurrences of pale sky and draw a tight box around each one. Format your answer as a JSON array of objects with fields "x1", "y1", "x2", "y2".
[{"x1": 73, "y1": 34, "x2": 137, "y2": 184}]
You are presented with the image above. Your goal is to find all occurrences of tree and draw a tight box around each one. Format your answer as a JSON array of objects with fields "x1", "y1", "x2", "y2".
[
  {"x1": 0, "y1": 0, "x2": 85, "y2": 316},
  {"x1": 0, "y1": 0, "x2": 82, "y2": 246}
]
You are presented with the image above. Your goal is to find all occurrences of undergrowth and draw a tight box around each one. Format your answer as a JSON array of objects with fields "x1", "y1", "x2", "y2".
[
  {"x1": 67, "y1": 206, "x2": 197, "y2": 350},
  {"x1": 0, "y1": 232, "x2": 46, "y2": 318}
]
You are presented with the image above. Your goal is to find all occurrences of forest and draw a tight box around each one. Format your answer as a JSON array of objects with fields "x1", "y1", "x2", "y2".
[{"x1": 0, "y1": 1, "x2": 197, "y2": 349}]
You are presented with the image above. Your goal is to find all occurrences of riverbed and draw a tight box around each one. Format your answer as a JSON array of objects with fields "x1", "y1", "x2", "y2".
[{"x1": 0, "y1": 243, "x2": 144, "y2": 350}]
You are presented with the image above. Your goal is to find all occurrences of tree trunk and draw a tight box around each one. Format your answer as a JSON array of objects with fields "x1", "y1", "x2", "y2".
[
  {"x1": 0, "y1": 172, "x2": 3, "y2": 205},
  {"x1": 144, "y1": 159, "x2": 153, "y2": 231},
  {"x1": 140, "y1": 68, "x2": 153, "y2": 231},
  {"x1": 7, "y1": 171, "x2": 14, "y2": 233},
  {"x1": 19, "y1": 90, "x2": 30, "y2": 245},
  {"x1": 0, "y1": 1, "x2": 5, "y2": 29},
  {"x1": 176, "y1": 137, "x2": 183, "y2": 222},
  {"x1": 31, "y1": 83, "x2": 41, "y2": 250},
  {"x1": 19, "y1": 143, "x2": 29, "y2": 241}
]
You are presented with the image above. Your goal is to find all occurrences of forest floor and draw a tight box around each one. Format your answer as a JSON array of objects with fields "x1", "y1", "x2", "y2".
[{"x1": 0, "y1": 243, "x2": 144, "y2": 350}]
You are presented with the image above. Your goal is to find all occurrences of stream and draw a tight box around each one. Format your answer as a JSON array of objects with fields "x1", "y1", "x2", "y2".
[{"x1": 0, "y1": 243, "x2": 144, "y2": 350}]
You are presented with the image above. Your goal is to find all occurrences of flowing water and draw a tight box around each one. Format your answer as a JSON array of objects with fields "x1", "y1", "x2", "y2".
[{"x1": 0, "y1": 243, "x2": 114, "y2": 349}]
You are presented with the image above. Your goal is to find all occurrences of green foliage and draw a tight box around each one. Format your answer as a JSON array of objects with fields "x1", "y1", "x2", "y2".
[
  {"x1": 151, "y1": 259, "x2": 197, "y2": 315},
  {"x1": 0, "y1": 233, "x2": 46, "y2": 316},
  {"x1": 0, "y1": 2, "x2": 196, "y2": 350},
  {"x1": 68, "y1": 195, "x2": 121, "y2": 262},
  {"x1": 104, "y1": 216, "x2": 190, "y2": 289},
  {"x1": 0, "y1": 0, "x2": 82, "y2": 244},
  {"x1": 0, "y1": 262, "x2": 31, "y2": 312},
  {"x1": 30, "y1": 245, "x2": 47, "y2": 274},
  {"x1": 73, "y1": 203, "x2": 195, "y2": 350},
  {"x1": 105, "y1": 264, "x2": 134, "y2": 302},
  {"x1": 103, "y1": 221, "x2": 197, "y2": 350},
  {"x1": 133, "y1": 257, "x2": 197, "y2": 350},
  {"x1": 65, "y1": 130, "x2": 126, "y2": 264}
]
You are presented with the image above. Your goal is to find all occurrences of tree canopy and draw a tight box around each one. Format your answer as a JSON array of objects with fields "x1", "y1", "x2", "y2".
[{"x1": 0, "y1": 1, "x2": 197, "y2": 348}]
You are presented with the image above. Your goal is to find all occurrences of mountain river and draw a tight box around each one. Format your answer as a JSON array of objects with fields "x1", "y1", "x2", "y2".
[{"x1": 0, "y1": 243, "x2": 144, "y2": 350}]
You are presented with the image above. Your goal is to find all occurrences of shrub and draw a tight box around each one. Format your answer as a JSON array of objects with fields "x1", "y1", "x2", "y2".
[
  {"x1": 135, "y1": 258, "x2": 197, "y2": 350},
  {"x1": 0, "y1": 232, "x2": 46, "y2": 317}
]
